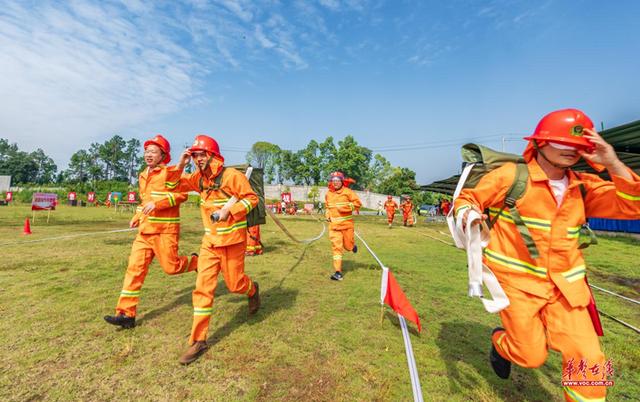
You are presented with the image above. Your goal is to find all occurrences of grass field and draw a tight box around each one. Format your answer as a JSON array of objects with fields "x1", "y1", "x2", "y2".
[{"x1": 1, "y1": 205, "x2": 638, "y2": 401}]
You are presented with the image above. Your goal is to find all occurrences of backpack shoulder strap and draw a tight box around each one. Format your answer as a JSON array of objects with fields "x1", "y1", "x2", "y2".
[{"x1": 489, "y1": 162, "x2": 541, "y2": 260}]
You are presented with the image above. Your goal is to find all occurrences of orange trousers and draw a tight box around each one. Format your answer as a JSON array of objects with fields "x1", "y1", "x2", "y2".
[
  {"x1": 246, "y1": 225, "x2": 263, "y2": 255},
  {"x1": 189, "y1": 239, "x2": 256, "y2": 344},
  {"x1": 386, "y1": 210, "x2": 395, "y2": 224},
  {"x1": 493, "y1": 284, "x2": 606, "y2": 401},
  {"x1": 403, "y1": 212, "x2": 414, "y2": 226},
  {"x1": 329, "y1": 227, "x2": 354, "y2": 271},
  {"x1": 116, "y1": 233, "x2": 198, "y2": 317}
]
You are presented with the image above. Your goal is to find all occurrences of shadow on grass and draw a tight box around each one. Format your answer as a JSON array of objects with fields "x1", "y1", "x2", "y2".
[
  {"x1": 342, "y1": 260, "x2": 379, "y2": 275},
  {"x1": 137, "y1": 284, "x2": 230, "y2": 326},
  {"x1": 436, "y1": 320, "x2": 556, "y2": 402},
  {"x1": 383, "y1": 311, "x2": 420, "y2": 336},
  {"x1": 262, "y1": 239, "x2": 287, "y2": 253},
  {"x1": 206, "y1": 286, "x2": 299, "y2": 346}
]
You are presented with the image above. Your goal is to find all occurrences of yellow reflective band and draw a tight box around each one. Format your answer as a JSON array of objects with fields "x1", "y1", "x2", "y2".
[
  {"x1": 150, "y1": 191, "x2": 169, "y2": 197},
  {"x1": 240, "y1": 198, "x2": 252, "y2": 213},
  {"x1": 567, "y1": 226, "x2": 581, "y2": 239},
  {"x1": 332, "y1": 215, "x2": 353, "y2": 222},
  {"x1": 563, "y1": 386, "x2": 606, "y2": 402},
  {"x1": 455, "y1": 205, "x2": 471, "y2": 216},
  {"x1": 484, "y1": 248, "x2": 547, "y2": 278},
  {"x1": 200, "y1": 198, "x2": 230, "y2": 207},
  {"x1": 120, "y1": 290, "x2": 140, "y2": 297},
  {"x1": 216, "y1": 221, "x2": 248, "y2": 234},
  {"x1": 616, "y1": 190, "x2": 640, "y2": 201},
  {"x1": 167, "y1": 192, "x2": 176, "y2": 207},
  {"x1": 489, "y1": 208, "x2": 552, "y2": 231},
  {"x1": 148, "y1": 217, "x2": 180, "y2": 223},
  {"x1": 204, "y1": 228, "x2": 211, "y2": 234},
  {"x1": 136, "y1": 207, "x2": 143, "y2": 212},
  {"x1": 246, "y1": 246, "x2": 257, "y2": 251},
  {"x1": 165, "y1": 180, "x2": 179, "y2": 189},
  {"x1": 562, "y1": 265, "x2": 586, "y2": 283},
  {"x1": 193, "y1": 307, "x2": 213, "y2": 316},
  {"x1": 332, "y1": 255, "x2": 343, "y2": 260}
]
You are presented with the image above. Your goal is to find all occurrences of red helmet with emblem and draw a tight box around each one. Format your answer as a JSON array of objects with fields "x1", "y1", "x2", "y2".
[
  {"x1": 524, "y1": 109, "x2": 595, "y2": 150},
  {"x1": 329, "y1": 171, "x2": 345, "y2": 181},
  {"x1": 144, "y1": 134, "x2": 171, "y2": 164},
  {"x1": 387, "y1": 195, "x2": 392, "y2": 200},
  {"x1": 189, "y1": 135, "x2": 222, "y2": 159}
]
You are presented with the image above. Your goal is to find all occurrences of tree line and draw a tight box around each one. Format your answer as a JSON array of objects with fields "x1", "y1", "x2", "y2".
[{"x1": 2, "y1": 135, "x2": 445, "y2": 204}]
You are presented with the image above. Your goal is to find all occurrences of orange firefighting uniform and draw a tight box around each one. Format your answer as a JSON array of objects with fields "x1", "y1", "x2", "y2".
[
  {"x1": 401, "y1": 200, "x2": 414, "y2": 226},
  {"x1": 115, "y1": 165, "x2": 198, "y2": 318},
  {"x1": 325, "y1": 186, "x2": 362, "y2": 272},
  {"x1": 246, "y1": 225, "x2": 263, "y2": 256},
  {"x1": 384, "y1": 199, "x2": 398, "y2": 224},
  {"x1": 173, "y1": 157, "x2": 258, "y2": 344},
  {"x1": 454, "y1": 157, "x2": 640, "y2": 401}
]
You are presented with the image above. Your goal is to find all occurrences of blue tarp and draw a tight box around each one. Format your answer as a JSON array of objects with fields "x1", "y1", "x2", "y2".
[{"x1": 588, "y1": 218, "x2": 640, "y2": 234}]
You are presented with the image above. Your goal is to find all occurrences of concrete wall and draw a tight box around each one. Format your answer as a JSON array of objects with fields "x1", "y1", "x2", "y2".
[
  {"x1": 0, "y1": 176, "x2": 10, "y2": 192},
  {"x1": 264, "y1": 184, "x2": 400, "y2": 210}
]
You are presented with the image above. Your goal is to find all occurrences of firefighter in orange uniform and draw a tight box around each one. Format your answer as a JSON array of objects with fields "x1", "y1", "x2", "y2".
[
  {"x1": 325, "y1": 171, "x2": 362, "y2": 281},
  {"x1": 173, "y1": 135, "x2": 260, "y2": 364},
  {"x1": 383, "y1": 195, "x2": 398, "y2": 228},
  {"x1": 104, "y1": 135, "x2": 198, "y2": 329},
  {"x1": 455, "y1": 109, "x2": 640, "y2": 401},
  {"x1": 245, "y1": 224, "x2": 263, "y2": 256},
  {"x1": 400, "y1": 195, "x2": 415, "y2": 226}
]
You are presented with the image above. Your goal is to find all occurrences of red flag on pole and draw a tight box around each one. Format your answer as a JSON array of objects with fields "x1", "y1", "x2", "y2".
[{"x1": 381, "y1": 267, "x2": 422, "y2": 332}]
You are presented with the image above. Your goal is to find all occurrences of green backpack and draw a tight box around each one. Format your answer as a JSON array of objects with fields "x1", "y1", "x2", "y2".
[
  {"x1": 460, "y1": 144, "x2": 596, "y2": 259},
  {"x1": 206, "y1": 164, "x2": 266, "y2": 227}
]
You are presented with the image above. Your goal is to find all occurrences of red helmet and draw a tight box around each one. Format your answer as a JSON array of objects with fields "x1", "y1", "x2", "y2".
[
  {"x1": 524, "y1": 109, "x2": 595, "y2": 150},
  {"x1": 144, "y1": 134, "x2": 171, "y2": 164},
  {"x1": 387, "y1": 195, "x2": 392, "y2": 199},
  {"x1": 189, "y1": 135, "x2": 222, "y2": 157},
  {"x1": 329, "y1": 171, "x2": 345, "y2": 181}
]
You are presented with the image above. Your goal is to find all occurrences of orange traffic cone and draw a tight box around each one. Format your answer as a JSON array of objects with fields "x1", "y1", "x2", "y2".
[{"x1": 23, "y1": 218, "x2": 32, "y2": 235}]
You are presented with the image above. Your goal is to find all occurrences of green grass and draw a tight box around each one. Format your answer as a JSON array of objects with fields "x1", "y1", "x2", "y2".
[{"x1": 0, "y1": 205, "x2": 638, "y2": 401}]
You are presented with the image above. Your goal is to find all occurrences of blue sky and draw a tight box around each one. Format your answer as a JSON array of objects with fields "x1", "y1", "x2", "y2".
[{"x1": 1, "y1": 0, "x2": 639, "y2": 183}]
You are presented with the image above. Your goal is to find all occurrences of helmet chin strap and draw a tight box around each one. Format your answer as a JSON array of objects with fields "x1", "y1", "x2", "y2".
[{"x1": 533, "y1": 140, "x2": 572, "y2": 170}]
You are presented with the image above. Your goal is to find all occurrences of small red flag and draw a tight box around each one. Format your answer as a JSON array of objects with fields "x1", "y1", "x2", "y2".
[{"x1": 381, "y1": 268, "x2": 421, "y2": 332}]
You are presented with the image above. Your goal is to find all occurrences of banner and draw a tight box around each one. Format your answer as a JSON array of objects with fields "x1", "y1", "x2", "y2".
[
  {"x1": 68, "y1": 192, "x2": 77, "y2": 201},
  {"x1": 110, "y1": 192, "x2": 122, "y2": 204},
  {"x1": 87, "y1": 192, "x2": 96, "y2": 203},
  {"x1": 32, "y1": 192, "x2": 57, "y2": 211},
  {"x1": 281, "y1": 192, "x2": 292, "y2": 203},
  {"x1": 5, "y1": 191, "x2": 12, "y2": 202},
  {"x1": 127, "y1": 191, "x2": 137, "y2": 202}
]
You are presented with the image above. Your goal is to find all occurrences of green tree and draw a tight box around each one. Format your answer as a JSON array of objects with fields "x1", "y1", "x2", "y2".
[
  {"x1": 30, "y1": 148, "x2": 57, "y2": 184},
  {"x1": 331, "y1": 135, "x2": 372, "y2": 190},
  {"x1": 125, "y1": 138, "x2": 142, "y2": 185},
  {"x1": 376, "y1": 167, "x2": 419, "y2": 196},
  {"x1": 246, "y1": 141, "x2": 281, "y2": 183},
  {"x1": 99, "y1": 135, "x2": 127, "y2": 180},
  {"x1": 66, "y1": 150, "x2": 92, "y2": 183}
]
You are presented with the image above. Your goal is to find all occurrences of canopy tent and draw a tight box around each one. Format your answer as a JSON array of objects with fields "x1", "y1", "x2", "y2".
[{"x1": 421, "y1": 119, "x2": 640, "y2": 195}]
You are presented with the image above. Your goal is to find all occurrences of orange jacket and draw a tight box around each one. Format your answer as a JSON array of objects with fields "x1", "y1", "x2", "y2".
[
  {"x1": 384, "y1": 200, "x2": 398, "y2": 213},
  {"x1": 174, "y1": 158, "x2": 258, "y2": 247},
  {"x1": 400, "y1": 201, "x2": 413, "y2": 214},
  {"x1": 325, "y1": 187, "x2": 362, "y2": 230},
  {"x1": 454, "y1": 158, "x2": 640, "y2": 308},
  {"x1": 132, "y1": 165, "x2": 187, "y2": 234}
]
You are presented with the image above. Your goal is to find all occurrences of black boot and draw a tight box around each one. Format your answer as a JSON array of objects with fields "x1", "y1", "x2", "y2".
[
  {"x1": 490, "y1": 327, "x2": 511, "y2": 379},
  {"x1": 352, "y1": 244, "x2": 358, "y2": 254},
  {"x1": 104, "y1": 314, "x2": 136, "y2": 329}
]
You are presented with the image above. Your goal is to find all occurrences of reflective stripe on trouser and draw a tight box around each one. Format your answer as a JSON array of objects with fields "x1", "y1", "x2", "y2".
[
  {"x1": 492, "y1": 284, "x2": 606, "y2": 401},
  {"x1": 116, "y1": 233, "x2": 198, "y2": 317},
  {"x1": 329, "y1": 227, "x2": 354, "y2": 271},
  {"x1": 189, "y1": 240, "x2": 255, "y2": 344}
]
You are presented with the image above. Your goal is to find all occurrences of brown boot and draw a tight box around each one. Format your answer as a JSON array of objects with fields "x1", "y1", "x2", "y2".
[
  {"x1": 179, "y1": 341, "x2": 208, "y2": 365},
  {"x1": 248, "y1": 282, "x2": 260, "y2": 315}
]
